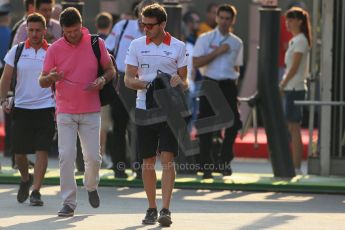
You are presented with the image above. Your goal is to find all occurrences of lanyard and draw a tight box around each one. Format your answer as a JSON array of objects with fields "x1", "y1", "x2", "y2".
[{"x1": 209, "y1": 31, "x2": 230, "y2": 48}]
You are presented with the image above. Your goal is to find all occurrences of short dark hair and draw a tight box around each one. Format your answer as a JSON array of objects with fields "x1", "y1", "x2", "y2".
[
  {"x1": 141, "y1": 3, "x2": 167, "y2": 23},
  {"x1": 95, "y1": 12, "x2": 112, "y2": 29},
  {"x1": 24, "y1": 0, "x2": 34, "y2": 12},
  {"x1": 59, "y1": 7, "x2": 82, "y2": 27},
  {"x1": 26, "y1": 12, "x2": 46, "y2": 27},
  {"x1": 183, "y1": 11, "x2": 198, "y2": 24},
  {"x1": 217, "y1": 4, "x2": 237, "y2": 19},
  {"x1": 134, "y1": 0, "x2": 157, "y2": 18},
  {"x1": 35, "y1": 0, "x2": 55, "y2": 10}
]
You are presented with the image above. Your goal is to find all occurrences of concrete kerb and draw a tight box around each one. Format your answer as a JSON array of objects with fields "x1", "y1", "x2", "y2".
[{"x1": 1, "y1": 167, "x2": 345, "y2": 194}]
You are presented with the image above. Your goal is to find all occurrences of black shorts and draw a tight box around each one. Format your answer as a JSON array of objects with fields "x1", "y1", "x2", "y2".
[
  {"x1": 11, "y1": 107, "x2": 55, "y2": 154},
  {"x1": 283, "y1": 90, "x2": 305, "y2": 122},
  {"x1": 136, "y1": 121, "x2": 178, "y2": 160}
]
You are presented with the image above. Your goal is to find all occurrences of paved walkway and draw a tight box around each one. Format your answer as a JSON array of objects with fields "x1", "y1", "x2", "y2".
[
  {"x1": 1, "y1": 185, "x2": 344, "y2": 230},
  {"x1": 1, "y1": 157, "x2": 345, "y2": 229}
]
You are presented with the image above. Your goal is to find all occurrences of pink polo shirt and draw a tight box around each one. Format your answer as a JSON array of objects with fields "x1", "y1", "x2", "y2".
[{"x1": 43, "y1": 28, "x2": 111, "y2": 114}]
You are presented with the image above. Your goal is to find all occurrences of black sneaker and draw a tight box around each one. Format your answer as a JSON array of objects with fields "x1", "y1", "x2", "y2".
[
  {"x1": 158, "y1": 208, "x2": 172, "y2": 227},
  {"x1": 202, "y1": 171, "x2": 213, "y2": 179},
  {"x1": 142, "y1": 208, "x2": 158, "y2": 225},
  {"x1": 58, "y1": 205, "x2": 74, "y2": 217},
  {"x1": 17, "y1": 174, "x2": 33, "y2": 203},
  {"x1": 30, "y1": 190, "x2": 44, "y2": 206},
  {"x1": 88, "y1": 190, "x2": 100, "y2": 208}
]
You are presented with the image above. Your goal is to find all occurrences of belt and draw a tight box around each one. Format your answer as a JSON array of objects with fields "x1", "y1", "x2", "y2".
[{"x1": 204, "y1": 76, "x2": 236, "y2": 83}]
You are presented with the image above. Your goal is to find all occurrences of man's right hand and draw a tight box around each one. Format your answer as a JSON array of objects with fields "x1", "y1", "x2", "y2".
[
  {"x1": 48, "y1": 67, "x2": 64, "y2": 82},
  {"x1": 1, "y1": 99, "x2": 11, "y2": 114},
  {"x1": 215, "y1": 44, "x2": 230, "y2": 56}
]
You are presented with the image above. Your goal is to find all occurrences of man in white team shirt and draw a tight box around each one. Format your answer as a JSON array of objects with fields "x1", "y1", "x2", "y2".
[
  {"x1": 0, "y1": 13, "x2": 55, "y2": 206},
  {"x1": 124, "y1": 3, "x2": 187, "y2": 227},
  {"x1": 193, "y1": 4, "x2": 243, "y2": 179}
]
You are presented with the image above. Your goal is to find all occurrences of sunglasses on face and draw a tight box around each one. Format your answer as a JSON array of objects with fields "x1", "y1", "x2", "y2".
[
  {"x1": 286, "y1": 10, "x2": 305, "y2": 20},
  {"x1": 141, "y1": 22, "x2": 160, "y2": 30}
]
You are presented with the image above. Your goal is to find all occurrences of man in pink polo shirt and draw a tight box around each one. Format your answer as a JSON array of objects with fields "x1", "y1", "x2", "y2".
[{"x1": 39, "y1": 7, "x2": 115, "y2": 217}]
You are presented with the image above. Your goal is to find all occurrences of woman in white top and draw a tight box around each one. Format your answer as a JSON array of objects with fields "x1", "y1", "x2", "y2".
[{"x1": 279, "y1": 7, "x2": 312, "y2": 174}]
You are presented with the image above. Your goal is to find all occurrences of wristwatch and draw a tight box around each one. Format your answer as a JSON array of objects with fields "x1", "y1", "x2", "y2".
[
  {"x1": 45, "y1": 76, "x2": 52, "y2": 84},
  {"x1": 100, "y1": 76, "x2": 106, "y2": 85}
]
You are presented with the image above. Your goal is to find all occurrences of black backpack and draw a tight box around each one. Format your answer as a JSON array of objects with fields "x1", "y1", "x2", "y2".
[{"x1": 91, "y1": 35, "x2": 118, "y2": 106}]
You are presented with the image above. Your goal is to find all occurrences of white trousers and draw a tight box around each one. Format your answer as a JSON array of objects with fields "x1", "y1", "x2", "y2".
[{"x1": 57, "y1": 112, "x2": 101, "y2": 209}]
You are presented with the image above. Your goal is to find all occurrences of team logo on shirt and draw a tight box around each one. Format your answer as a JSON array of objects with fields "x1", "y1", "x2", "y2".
[
  {"x1": 141, "y1": 50, "x2": 150, "y2": 54},
  {"x1": 163, "y1": 51, "x2": 172, "y2": 56}
]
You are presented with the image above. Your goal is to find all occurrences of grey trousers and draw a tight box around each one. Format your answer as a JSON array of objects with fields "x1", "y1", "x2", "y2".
[{"x1": 57, "y1": 112, "x2": 101, "y2": 209}]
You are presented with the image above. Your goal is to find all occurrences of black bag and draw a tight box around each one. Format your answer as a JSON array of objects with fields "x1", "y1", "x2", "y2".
[
  {"x1": 91, "y1": 35, "x2": 118, "y2": 106},
  {"x1": 146, "y1": 70, "x2": 190, "y2": 117}
]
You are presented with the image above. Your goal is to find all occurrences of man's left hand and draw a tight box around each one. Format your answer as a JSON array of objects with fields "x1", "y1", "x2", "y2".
[
  {"x1": 85, "y1": 77, "x2": 106, "y2": 91},
  {"x1": 170, "y1": 74, "x2": 182, "y2": 87}
]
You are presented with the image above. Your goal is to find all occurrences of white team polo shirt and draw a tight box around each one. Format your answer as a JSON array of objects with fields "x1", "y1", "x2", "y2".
[
  {"x1": 284, "y1": 33, "x2": 309, "y2": 91},
  {"x1": 193, "y1": 28, "x2": 243, "y2": 80},
  {"x1": 4, "y1": 39, "x2": 55, "y2": 109},
  {"x1": 105, "y1": 19, "x2": 144, "y2": 72},
  {"x1": 125, "y1": 32, "x2": 188, "y2": 110}
]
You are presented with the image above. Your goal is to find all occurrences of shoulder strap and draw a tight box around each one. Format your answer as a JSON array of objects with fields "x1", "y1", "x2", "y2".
[
  {"x1": 11, "y1": 42, "x2": 25, "y2": 94},
  {"x1": 91, "y1": 34, "x2": 102, "y2": 76},
  {"x1": 114, "y1": 19, "x2": 129, "y2": 59},
  {"x1": 14, "y1": 42, "x2": 25, "y2": 68}
]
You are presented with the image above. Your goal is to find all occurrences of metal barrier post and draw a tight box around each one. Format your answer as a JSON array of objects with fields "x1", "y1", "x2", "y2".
[{"x1": 258, "y1": 6, "x2": 295, "y2": 178}]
